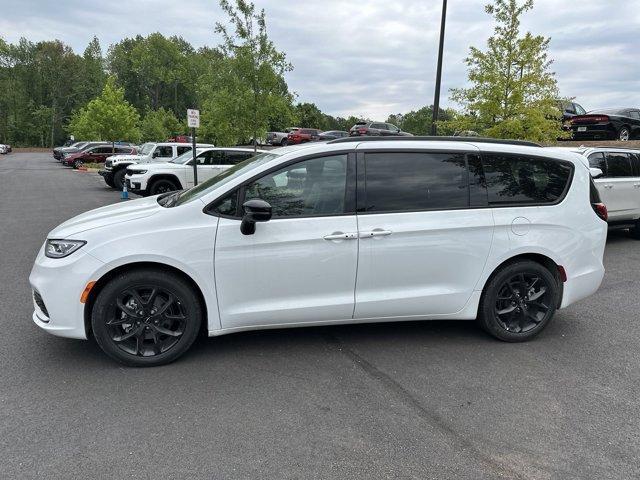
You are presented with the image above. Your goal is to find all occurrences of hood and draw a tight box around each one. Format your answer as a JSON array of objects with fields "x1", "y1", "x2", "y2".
[
  {"x1": 49, "y1": 196, "x2": 162, "y2": 238},
  {"x1": 109, "y1": 154, "x2": 145, "y2": 162},
  {"x1": 132, "y1": 162, "x2": 185, "y2": 171}
]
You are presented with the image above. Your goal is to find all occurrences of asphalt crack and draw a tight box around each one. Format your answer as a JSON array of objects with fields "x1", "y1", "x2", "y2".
[{"x1": 323, "y1": 332, "x2": 530, "y2": 480}]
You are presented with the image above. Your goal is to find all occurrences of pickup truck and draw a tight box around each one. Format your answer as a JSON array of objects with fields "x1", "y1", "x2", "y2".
[
  {"x1": 266, "y1": 128, "x2": 300, "y2": 146},
  {"x1": 99, "y1": 141, "x2": 213, "y2": 190}
]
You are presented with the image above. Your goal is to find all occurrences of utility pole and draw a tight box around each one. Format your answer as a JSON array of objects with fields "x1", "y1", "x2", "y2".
[{"x1": 431, "y1": 0, "x2": 448, "y2": 136}]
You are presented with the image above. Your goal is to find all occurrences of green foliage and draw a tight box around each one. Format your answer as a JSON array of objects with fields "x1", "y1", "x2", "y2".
[
  {"x1": 140, "y1": 107, "x2": 184, "y2": 142},
  {"x1": 206, "y1": 0, "x2": 295, "y2": 146},
  {"x1": 386, "y1": 106, "x2": 456, "y2": 135},
  {"x1": 446, "y1": 0, "x2": 565, "y2": 142},
  {"x1": 68, "y1": 77, "x2": 141, "y2": 142}
]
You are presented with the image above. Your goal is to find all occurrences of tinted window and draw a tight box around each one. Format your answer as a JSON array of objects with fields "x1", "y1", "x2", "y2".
[
  {"x1": 244, "y1": 155, "x2": 347, "y2": 217},
  {"x1": 575, "y1": 104, "x2": 586, "y2": 115},
  {"x1": 631, "y1": 154, "x2": 640, "y2": 176},
  {"x1": 629, "y1": 111, "x2": 640, "y2": 120},
  {"x1": 116, "y1": 146, "x2": 132, "y2": 154},
  {"x1": 364, "y1": 152, "x2": 468, "y2": 212},
  {"x1": 155, "y1": 146, "x2": 173, "y2": 158},
  {"x1": 482, "y1": 154, "x2": 572, "y2": 205},
  {"x1": 588, "y1": 152, "x2": 607, "y2": 174},
  {"x1": 386, "y1": 124, "x2": 399, "y2": 132},
  {"x1": 177, "y1": 146, "x2": 191, "y2": 155},
  {"x1": 606, "y1": 152, "x2": 633, "y2": 177},
  {"x1": 212, "y1": 190, "x2": 238, "y2": 217},
  {"x1": 225, "y1": 152, "x2": 253, "y2": 165},
  {"x1": 371, "y1": 123, "x2": 386, "y2": 130}
]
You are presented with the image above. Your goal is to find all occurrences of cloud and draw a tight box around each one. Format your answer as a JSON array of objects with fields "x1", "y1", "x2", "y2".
[{"x1": 0, "y1": 0, "x2": 638, "y2": 118}]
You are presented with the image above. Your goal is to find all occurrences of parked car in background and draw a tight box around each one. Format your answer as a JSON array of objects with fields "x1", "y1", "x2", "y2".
[
  {"x1": 569, "y1": 108, "x2": 640, "y2": 141},
  {"x1": 53, "y1": 141, "x2": 91, "y2": 160},
  {"x1": 62, "y1": 145, "x2": 137, "y2": 169},
  {"x1": 559, "y1": 146, "x2": 640, "y2": 235},
  {"x1": 0, "y1": 144, "x2": 10, "y2": 154},
  {"x1": 125, "y1": 147, "x2": 264, "y2": 196},
  {"x1": 287, "y1": 128, "x2": 322, "y2": 145},
  {"x1": 318, "y1": 130, "x2": 349, "y2": 140},
  {"x1": 559, "y1": 101, "x2": 587, "y2": 122},
  {"x1": 99, "y1": 141, "x2": 214, "y2": 190},
  {"x1": 30, "y1": 137, "x2": 607, "y2": 366},
  {"x1": 267, "y1": 128, "x2": 300, "y2": 146},
  {"x1": 349, "y1": 121, "x2": 413, "y2": 137}
]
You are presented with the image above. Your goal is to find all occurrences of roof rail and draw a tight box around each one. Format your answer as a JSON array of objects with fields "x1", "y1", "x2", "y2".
[
  {"x1": 580, "y1": 145, "x2": 640, "y2": 151},
  {"x1": 327, "y1": 136, "x2": 542, "y2": 148}
]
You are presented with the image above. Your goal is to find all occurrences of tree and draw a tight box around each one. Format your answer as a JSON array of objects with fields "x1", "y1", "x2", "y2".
[
  {"x1": 294, "y1": 102, "x2": 325, "y2": 129},
  {"x1": 140, "y1": 107, "x2": 184, "y2": 141},
  {"x1": 447, "y1": 0, "x2": 563, "y2": 142},
  {"x1": 68, "y1": 77, "x2": 141, "y2": 143},
  {"x1": 214, "y1": 0, "x2": 294, "y2": 149},
  {"x1": 79, "y1": 37, "x2": 106, "y2": 104}
]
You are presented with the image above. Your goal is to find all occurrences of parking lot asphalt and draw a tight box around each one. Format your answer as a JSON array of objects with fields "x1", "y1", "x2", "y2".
[{"x1": 1, "y1": 152, "x2": 639, "y2": 479}]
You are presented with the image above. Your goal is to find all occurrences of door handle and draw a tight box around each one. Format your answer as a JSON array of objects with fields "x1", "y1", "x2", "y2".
[
  {"x1": 323, "y1": 232, "x2": 358, "y2": 241},
  {"x1": 360, "y1": 229, "x2": 393, "y2": 238},
  {"x1": 604, "y1": 184, "x2": 613, "y2": 189}
]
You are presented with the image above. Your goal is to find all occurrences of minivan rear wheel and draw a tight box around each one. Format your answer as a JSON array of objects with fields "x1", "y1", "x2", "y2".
[
  {"x1": 477, "y1": 261, "x2": 558, "y2": 342},
  {"x1": 91, "y1": 269, "x2": 202, "y2": 367}
]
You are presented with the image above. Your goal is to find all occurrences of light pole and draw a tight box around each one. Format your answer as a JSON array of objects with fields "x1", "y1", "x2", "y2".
[{"x1": 431, "y1": 0, "x2": 448, "y2": 136}]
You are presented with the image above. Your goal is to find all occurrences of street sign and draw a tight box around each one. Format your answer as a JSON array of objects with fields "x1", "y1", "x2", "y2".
[{"x1": 187, "y1": 109, "x2": 200, "y2": 128}]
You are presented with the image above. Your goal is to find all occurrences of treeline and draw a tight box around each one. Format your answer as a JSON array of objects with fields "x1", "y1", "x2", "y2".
[{"x1": 0, "y1": 29, "x2": 450, "y2": 147}]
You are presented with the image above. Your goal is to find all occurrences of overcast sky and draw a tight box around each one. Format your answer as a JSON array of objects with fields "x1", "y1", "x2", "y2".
[{"x1": 1, "y1": 0, "x2": 638, "y2": 119}]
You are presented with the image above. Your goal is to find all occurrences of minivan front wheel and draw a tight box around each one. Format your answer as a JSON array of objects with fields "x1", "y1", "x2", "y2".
[
  {"x1": 478, "y1": 261, "x2": 558, "y2": 342},
  {"x1": 91, "y1": 269, "x2": 202, "y2": 366}
]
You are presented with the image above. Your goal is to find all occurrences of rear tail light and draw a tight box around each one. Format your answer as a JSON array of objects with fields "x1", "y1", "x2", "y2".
[
  {"x1": 357, "y1": 128, "x2": 367, "y2": 134},
  {"x1": 571, "y1": 115, "x2": 609, "y2": 124},
  {"x1": 592, "y1": 202, "x2": 608, "y2": 222}
]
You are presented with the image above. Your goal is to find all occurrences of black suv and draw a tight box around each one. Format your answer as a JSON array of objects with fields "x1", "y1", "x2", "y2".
[{"x1": 349, "y1": 122, "x2": 413, "y2": 137}]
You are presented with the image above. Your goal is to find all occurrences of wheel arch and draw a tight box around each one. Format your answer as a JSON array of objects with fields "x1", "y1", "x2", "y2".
[
  {"x1": 83, "y1": 261, "x2": 208, "y2": 338},
  {"x1": 480, "y1": 253, "x2": 564, "y2": 309},
  {"x1": 148, "y1": 173, "x2": 183, "y2": 190}
]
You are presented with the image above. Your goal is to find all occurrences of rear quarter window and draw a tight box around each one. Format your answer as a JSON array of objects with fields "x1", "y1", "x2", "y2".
[{"x1": 482, "y1": 153, "x2": 573, "y2": 205}]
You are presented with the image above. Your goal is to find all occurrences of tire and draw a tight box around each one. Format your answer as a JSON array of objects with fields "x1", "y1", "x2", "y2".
[
  {"x1": 149, "y1": 178, "x2": 179, "y2": 195},
  {"x1": 73, "y1": 159, "x2": 83, "y2": 169},
  {"x1": 618, "y1": 126, "x2": 630, "y2": 141},
  {"x1": 280, "y1": 138, "x2": 288, "y2": 146},
  {"x1": 91, "y1": 268, "x2": 202, "y2": 367},
  {"x1": 477, "y1": 260, "x2": 558, "y2": 342},
  {"x1": 113, "y1": 169, "x2": 126, "y2": 191},
  {"x1": 104, "y1": 175, "x2": 115, "y2": 188}
]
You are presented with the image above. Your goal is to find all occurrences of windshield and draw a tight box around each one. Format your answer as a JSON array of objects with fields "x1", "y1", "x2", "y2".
[
  {"x1": 139, "y1": 143, "x2": 156, "y2": 155},
  {"x1": 170, "y1": 148, "x2": 208, "y2": 164},
  {"x1": 168, "y1": 151, "x2": 281, "y2": 207}
]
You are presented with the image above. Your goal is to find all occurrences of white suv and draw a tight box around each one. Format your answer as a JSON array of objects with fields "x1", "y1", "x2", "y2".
[
  {"x1": 125, "y1": 147, "x2": 264, "y2": 196},
  {"x1": 30, "y1": 138, "x2": 607, "y2": 366},
  {"x1": 99, "y1": 142, "x2": 214, "y2": 190},
  {"x1": 565, "y1": 147, "x2": 640, "y2": 237}
]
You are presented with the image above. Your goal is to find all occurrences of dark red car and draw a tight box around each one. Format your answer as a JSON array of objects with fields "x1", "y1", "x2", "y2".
[
  {"x1": 62, "y1": 145, "x2": 137, "y2": 169},
  {"x1": 287, "y1": 128, "x2": 322, "y2": 145}
]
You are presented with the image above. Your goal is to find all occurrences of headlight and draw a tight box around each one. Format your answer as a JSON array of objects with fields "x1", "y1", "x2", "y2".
[
  {"x1": 45, "y1": 239, "x2": 86, "y2": 258},
  {"x1": 130, "y1": 170, "x2": 147, "y2": 175}
]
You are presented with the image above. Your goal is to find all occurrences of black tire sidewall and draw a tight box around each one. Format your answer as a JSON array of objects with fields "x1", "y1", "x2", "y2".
[
  {"x1": 150, "y1": 179, "x2": 178, "y2": 195},
  {"x1": 91, "y1": 269, "x2": 202, "y2": 367},
  {"x1": 478, "y1": 261, "x2": 558, "y2": 342},
  {"x1": 113, "y1": 169, "x2": 126, "y2": 190}
]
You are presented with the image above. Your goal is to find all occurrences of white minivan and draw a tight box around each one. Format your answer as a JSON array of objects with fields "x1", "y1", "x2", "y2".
[{"x1": 30, "y1": 138, "x2": 607, "y2": 366}]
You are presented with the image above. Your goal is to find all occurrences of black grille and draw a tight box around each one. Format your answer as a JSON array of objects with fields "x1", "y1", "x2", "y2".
[{"x1": 33, "y1": 290, "x2": 49, "y2": 319}]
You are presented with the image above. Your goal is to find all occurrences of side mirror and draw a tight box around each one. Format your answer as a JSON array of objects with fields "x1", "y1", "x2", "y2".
[
  {"x1": 241, "y1": 199, "x2": 272, "y2": 235},
  {"x1": 152, "y1": 151, "x2": 160, "y2": 158},
  {"x1": 590, "y1": 167, "x2": 603, "y2": 178}
]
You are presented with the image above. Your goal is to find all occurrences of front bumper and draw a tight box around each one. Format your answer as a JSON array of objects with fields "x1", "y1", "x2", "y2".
[
  {"x1": 29, "y1": 245, "x2": 105, "y2": 339},
  {"x1": 125, "y1": 174, "x2": 149, "y2": 192}
]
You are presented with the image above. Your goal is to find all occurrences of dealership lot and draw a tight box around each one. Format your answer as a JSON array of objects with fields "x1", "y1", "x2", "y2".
[{"x1": 1, "y1": 152, "x2": 639, "y2": 479}]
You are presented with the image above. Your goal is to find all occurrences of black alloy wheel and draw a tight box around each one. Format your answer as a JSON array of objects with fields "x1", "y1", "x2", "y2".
[
  {"x1": 113, "y1": 169, "x2": 126, "y2": 190},
  {"x1": 494, "y1": 272, "x2": 552, "y2": 334},
  {"x1": 478, "y1": 260, "x2": 558, "y2": 342},
  {"x1": 150, "y1": 178, "x2": 178, "y2": 195},
  {"x1": 92, "y1": 269, "x2": 202, "y2": 366}
]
